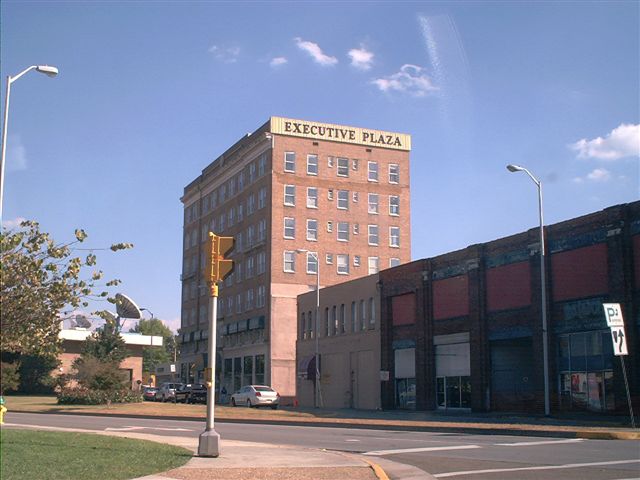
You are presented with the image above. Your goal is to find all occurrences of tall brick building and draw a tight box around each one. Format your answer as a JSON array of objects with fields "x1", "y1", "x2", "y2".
[{"x1": 180, "y1": 117, "x2": 411, "y2": 399}]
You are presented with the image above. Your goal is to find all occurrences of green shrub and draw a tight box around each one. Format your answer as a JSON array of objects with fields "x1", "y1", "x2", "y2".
[
  {"x1": 57, "y1": 387, "x2": 143, "y2": 405},
  {"x1": 1, "y1": 362, "x2": 20, "y2": 393}
]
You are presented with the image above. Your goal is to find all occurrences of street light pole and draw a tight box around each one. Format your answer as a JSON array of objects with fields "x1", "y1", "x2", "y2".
[
  {"x1": 0, "y1": 65, "x2": 59, "y2": 221},
  {"x1": 507, "y1": 164, "x2": 550, "y2": 416},
  {"x1": 296, "y1": 249, "x2": 322, "y2": 408}
]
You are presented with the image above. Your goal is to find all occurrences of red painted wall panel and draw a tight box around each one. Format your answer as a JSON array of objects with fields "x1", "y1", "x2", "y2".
[
  {"x1": 634, "y1": 235, "x2": 640, "y2": 291},
  {"x1": 433, "y1": 275, "x2": 469, "y2": 320},
  {"x1": 487, "y1": 261, "x2": 531, "y2": 311},
  {"x1": 392, "y1": 293, "x2": 417, "y2": 326},
  {"x1": 551, "y1": 243, "x2": 608, "y2": 301}
]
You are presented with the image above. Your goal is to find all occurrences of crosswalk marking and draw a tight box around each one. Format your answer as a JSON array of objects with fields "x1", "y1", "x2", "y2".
[
  {"x1": 494, "y1": 438, "x2": 584, "y2": 447},
  {"x1": 364, "y1": 445, "x2": 481, "y2": 456}
]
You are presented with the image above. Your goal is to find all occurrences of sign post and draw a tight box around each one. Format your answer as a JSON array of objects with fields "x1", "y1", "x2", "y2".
[
  {"x1": 198, "y1": 233, "x2": 234, "y2": 457},
  {"x1": 603, "y1": 303, "x2": 636, "y2": 428}
]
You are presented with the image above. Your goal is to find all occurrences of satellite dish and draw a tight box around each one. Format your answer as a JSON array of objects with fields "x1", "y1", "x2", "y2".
[
  {"x1": 103, "y1": 310, "x2": 118, "y2": 323},
  {"x1": 75, "y1": 315, "x2": 92, "y2": 329},
  {"x1": 115, "y1": 293, "x2": 142, "y2": 320}
]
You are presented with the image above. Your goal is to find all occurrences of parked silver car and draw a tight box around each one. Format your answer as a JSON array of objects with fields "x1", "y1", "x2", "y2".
[
  {"x1": 157, "y1": 382, "x2": 183, "y2": 402},
  {"x1": 230, "y1": 385, "x2": 279, "y2": 409}
]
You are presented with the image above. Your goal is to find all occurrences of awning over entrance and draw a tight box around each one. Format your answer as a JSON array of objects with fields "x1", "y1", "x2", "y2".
[{"x1": 297, "y1": 355, "x2": 316, "y2": 379}]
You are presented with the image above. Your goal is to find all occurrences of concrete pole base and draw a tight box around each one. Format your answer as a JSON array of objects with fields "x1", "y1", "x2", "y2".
[{"x1": 198, "y1": 429, "x2": 221, "y2": 457}]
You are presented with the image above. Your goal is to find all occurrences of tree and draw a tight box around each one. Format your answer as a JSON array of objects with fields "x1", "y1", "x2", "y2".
[
  {"x1": 82, "y1": 324, "x2": 129, "y2": 364},
  {"x1": 0, "y1": 220, "x2": 132, "y2": 357},
  {"x1": 130, "y1": 318, "x2": 176, "y2": 373}
]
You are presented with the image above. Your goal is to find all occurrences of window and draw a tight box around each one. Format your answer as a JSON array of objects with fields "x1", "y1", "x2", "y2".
[
  {"x1": 339, "y1": 304, "x2": 346, "y2": 333},
  {"x1": 337, "y1": 190, "x2": 349, "y2": 210},
  {"x1": 368, "y1": 257, "x2": 379, "y2": 274},
  {"x1": 258, "y1": 154, "x2": 266, "y2": 176},
  {"x1": 337, "y1": 221, "x2": 349, "y2": 242},
  {"x1": 228, "y1": 177, "x2": 236, "y2": 197},
  {"x1": 257, "y1": 252, "x2": 266, "y2": 274},
  {"x1": 368, "y1": 161, "x2": 378, "y2": 182},
  {"x1": 390, "y1": 257, "x2": 401, "y2": 268},
  {"x1": 307, "y1": 187, "x2": 318, "y2": 208},
  {"x1": 351, "y1": 302, "x2": 357, "y2": 332},
  {"x1": 325, "y1": 307, "x2": 330, "y2": 336},
  {"x1": 284, "y1": 185, "x2": 295, "y2": 206},
  {"x1": 258, "y1": 187, "x2": 267, "y2": 209},
  {"x1": 258, "y1": 219, "x2": 266, "y2": 241},
  {"x1": 354, "y1": 255, "x2": 361, "y2": 267},
  {"x1": 327, "y1": 221, "x2": 333, "y2": 233},
  {"x1": 283, "y1": 251, "x2": 295, "y2": 272},
  {"x1": 326, "y1": 253, "x2": 333, "y2": 264},
  {"x1": 236, "y1": 261, "x2": 243, "y2": 282},
  {"x1": 360, "y1": 299, "x2": 366, "y2": 330},
  {"x1": 332, "y1": 306, "x2": 338, "y2": 335},
  {"x1": 368, "y1": 193, "x2": 379, "y2": 214},
  {"x1": 368, "y1": 225, "x2": 379, "y2": 245},
  {"x1": 353, "y1": 192, "x2": 359, "y2": 203},
  {"x1": 246, "y1": 256, "x2": 255, "y2": 278},
  {"x1": 238, "y1": 171, "x2": 245, "y2": 191},
  {"x1": 236, "y1": 293, "x2": 242, "y2": 313},
  {"x1": 307, "y1": 252, "x2": 318, "y2": 274},
  {"x1": 247, "y1": 194, "x2": 255, "y2": 215},
  {"x1": 237, "y1": 204, "x2": 243, "y2": 222},
  {"x1": 328, "y1": 189, "x2": 334, "y2": 201},
  {"x1": 257, "y1": 285, "x2": 265, "y2": 307},
  {"x1": 227, "y1": 297, "x2": 233, "y2": 315},
  {"x1": 284, "y1": 217, "x2": 295, "y2": 239},
  {"x1": 247, "y1": 225, "x2": 255, "y2": 247},
  {"x1": 353, "y1": 223, "x2": 359, "y2": 235},
  {"x1": 388, "y1": 164, "x2": 399, "y2": 183},
  {"x1": 228, "y1": 209, "x2": 234, "y2": 226},
  {"x1": 249, "y1": 163, "x2": 256, "y2": 183},
  {"x1": 307, "y1": 154, "x2": 318, "y2": 175},
  {"x1": 390, "y1": 226, "x2": 400, "y2": 247},
  {"x1": 337, "y1": 254, "x2": 349, "y2": 274},
  {"x1": 307, "y1": 219, "x2": 318, "y2": 241},
  {"x1": 337, "y1": 157, "x2": 349, "y2": 177},
  {"x1": 220, "y1": 184, "x2": 227, "y2": 202},
  {"x1": 284, "y1": 152, "x2": 295, "y2": 172},
  {"x1": 219, "y1": 214, "x2": 225, "y2": 231},
  {"x1": 245, "y1": 289, "x2": 254, "y2": 311},
  {"x1": 389, "y1": 195, "x2": 400, "y2": 216}
]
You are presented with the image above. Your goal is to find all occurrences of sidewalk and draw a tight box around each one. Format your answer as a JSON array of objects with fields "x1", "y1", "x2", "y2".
[{"x1": 100, "y1": 431, "x2": 397, "y2": 480}]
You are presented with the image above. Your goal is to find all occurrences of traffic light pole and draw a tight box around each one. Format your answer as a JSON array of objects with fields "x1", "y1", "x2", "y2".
[
  {"x1": 198, "y1": 283, "x2": 220, "y2": 457},
  {"x1": 198, "y1": 283, "x2": 220, "y2": 456}
]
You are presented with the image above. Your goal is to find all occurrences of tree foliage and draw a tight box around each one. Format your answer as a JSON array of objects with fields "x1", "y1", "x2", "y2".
[
  {"x1": 129, "y1": 319, "x2": 177, "y2": 373},
  {"x1": 0, "y1": 220, "x2": 133, "y2": 357}
]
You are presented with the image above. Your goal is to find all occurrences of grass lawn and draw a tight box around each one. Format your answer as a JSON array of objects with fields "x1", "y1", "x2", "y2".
[{"x1": 1, "y1": 429, "x2": 192, "y2": 480}]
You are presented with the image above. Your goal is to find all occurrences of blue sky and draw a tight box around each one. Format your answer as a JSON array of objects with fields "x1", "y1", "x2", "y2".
[{"x1": 2, "y1": 1, "x2": 638, "y2": 333}]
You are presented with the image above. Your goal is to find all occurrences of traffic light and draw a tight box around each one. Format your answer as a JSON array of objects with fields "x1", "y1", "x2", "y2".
[{"x1": 206, "y1": 232, "x2": 235, "y2": 283}]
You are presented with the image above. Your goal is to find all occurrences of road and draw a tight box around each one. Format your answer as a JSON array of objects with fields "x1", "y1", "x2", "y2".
[{"x1": 6, "y1": 412, "x2": 640, "y2": 479}]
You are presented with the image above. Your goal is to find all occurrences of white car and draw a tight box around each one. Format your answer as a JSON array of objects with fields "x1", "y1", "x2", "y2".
[
  {"x1": 230, "y1": 385, "x2": 280, "y2": 409},
  {"x1": 157, "y1": 382, "x2": 183, "y2": 402}
]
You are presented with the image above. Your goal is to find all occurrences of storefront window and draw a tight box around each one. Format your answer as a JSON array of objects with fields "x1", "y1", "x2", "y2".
[
  {"x1": 436, "y1": 376, "x2": 471, "y2": 409},
  {"x1": 243, "y1": 356, "x2": 253, "y2": 386},
  {"x1": 255, "y1": 354, "x2": 265, "y2": 385},
  {"x1": 558, "y1": 330, "x2": 614, "y2": 412}
]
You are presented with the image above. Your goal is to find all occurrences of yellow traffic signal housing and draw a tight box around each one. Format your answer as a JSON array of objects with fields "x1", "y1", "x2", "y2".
[
  {"x1": 206, "y1": 232, "x2": 235, "y2": 283},
  {"x1": 204, "y1": 367, "x2": 213, "y2": 388}
]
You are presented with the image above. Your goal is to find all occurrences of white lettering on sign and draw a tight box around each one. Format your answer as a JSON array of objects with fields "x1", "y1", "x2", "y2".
[
  {"x1": 610, "y1": 327, "x2": 628, "y2": 356},
  {"x1": 602, "y1": 303, "x2": 625, "y2": 327}
]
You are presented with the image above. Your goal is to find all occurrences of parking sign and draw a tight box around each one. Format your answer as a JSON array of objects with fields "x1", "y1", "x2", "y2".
[{"x1": 603, "y1": 303, "x2": 624, "y2": 327}]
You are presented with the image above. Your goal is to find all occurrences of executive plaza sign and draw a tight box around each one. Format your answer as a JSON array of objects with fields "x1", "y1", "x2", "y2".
[{"x1": 270, "y1": 117, "x2": 411, "y2": 151}]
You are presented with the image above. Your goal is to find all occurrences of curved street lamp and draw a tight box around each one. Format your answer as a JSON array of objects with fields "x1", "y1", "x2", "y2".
[
  {"x1": 506, "y1": 164, "x2": 550, "y2": 416},
  {"x1": 0, "y1": 65, "x2": 59, "y2": 221}
]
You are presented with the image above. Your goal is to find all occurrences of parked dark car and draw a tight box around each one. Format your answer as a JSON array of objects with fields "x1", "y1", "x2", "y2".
[
  {"x1": 142, "y1": 386, "x2": 158, "y2": 401},
  {"x1": 174, "y1": 383, "x2": 207, "y2": 404}
]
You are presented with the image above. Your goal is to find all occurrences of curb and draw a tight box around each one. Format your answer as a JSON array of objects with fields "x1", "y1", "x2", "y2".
[
  {"x1": 576, "y1": 430, "x2": 640, "y2": 440},
  {"x1": 363, "y1": 458, "x2": 390, "y2": 480}
]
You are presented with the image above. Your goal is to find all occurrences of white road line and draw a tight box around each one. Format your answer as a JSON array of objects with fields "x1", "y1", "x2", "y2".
[
  {"x1": 433, "y1": 459, "x2": 640, "y2": 478},
  {"x1": 364, "y1": 445, "x2": 481, "y2": 456},
  {"x1": 105, "y1": 426, "x2": 193, "y2": 432},
  {"x1": 345, "y1": 439, "x2": 361, "y2": 442},
  {"x1": 494, "y1": 438, "x2": 585, "y2": 447}
]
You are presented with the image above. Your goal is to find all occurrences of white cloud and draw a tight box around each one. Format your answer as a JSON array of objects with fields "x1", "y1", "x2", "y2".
[
  {"x1": 270, "y1": 56, "x2": 288, "y2": 67},
  {"x1": 7, "y1": 134, "x2": 27, "y2": 172},
  {"x1": 573, "y1": 168, "x2": 612, "y2": 184},
  {"x1": 570, "y1": 123, "x2": 640, "y2": 160},
  {"x1": 208, "y1": 44, "x2": 241, "y2": 63},
  {"x1": 348, "y1": 46, "x2": 374, "y2": 70},
  {"x1": 294, "y1": 38, "x2": 338, "y2": 66},
  {"x1": 372, "y1": 64, "x2": 438, "y2": 97},
  {"x1": 2, "y1": 216, "x2": 27, "y2": 230}
]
